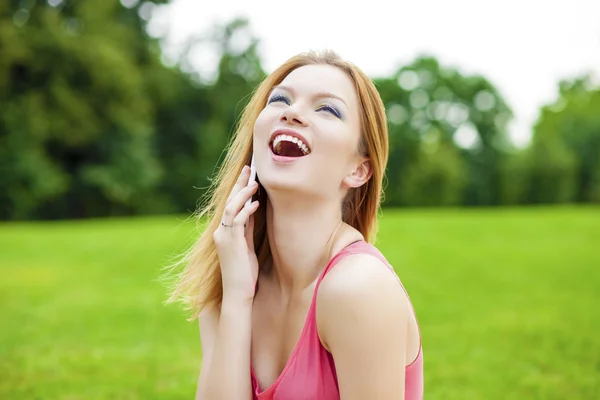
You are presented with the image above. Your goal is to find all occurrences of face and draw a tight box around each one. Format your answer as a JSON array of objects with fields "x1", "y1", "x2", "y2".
[{"x1": 253, "y1": 64, "x2": 368, "y2": 202}]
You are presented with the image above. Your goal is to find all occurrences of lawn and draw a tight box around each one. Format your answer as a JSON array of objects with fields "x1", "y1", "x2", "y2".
[{"x1": 0, "y1": 206, "x2": 598, "y2": 399}]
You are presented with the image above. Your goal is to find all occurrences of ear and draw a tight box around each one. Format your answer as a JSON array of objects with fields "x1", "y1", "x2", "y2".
[{"x1": 343, "y1": 158, "x2": 373, "y2": 189}]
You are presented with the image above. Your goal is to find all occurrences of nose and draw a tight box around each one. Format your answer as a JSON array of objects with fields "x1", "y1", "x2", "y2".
[{"x1": 280, "y1": 105, "x2": 307, "y2": 126}]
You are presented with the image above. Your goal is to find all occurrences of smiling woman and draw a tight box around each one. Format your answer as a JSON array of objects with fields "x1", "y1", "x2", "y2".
[{"x1": 166, "y1": 49, "x2": 423, "y2": 400}]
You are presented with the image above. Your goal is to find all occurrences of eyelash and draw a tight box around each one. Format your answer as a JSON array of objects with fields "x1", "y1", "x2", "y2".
[
  {"x1": 316, "y1": 104, "x2": 342, "y2": 119},
  {"x1": 267, "y1": 94, "x2": 342, "y2": 119},
  {"x1": 268, "y1": 94, "x2": 290, "y2": 105}
]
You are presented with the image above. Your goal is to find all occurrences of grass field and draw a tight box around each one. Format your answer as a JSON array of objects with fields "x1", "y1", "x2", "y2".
[{"x1": 0, "y1": 206, "x2": 598, "y2": 399}]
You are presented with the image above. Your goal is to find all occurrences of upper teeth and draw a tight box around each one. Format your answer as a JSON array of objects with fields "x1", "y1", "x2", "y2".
[{"x1": 272, "y1": 135, "x2": 310, "y2": 155}]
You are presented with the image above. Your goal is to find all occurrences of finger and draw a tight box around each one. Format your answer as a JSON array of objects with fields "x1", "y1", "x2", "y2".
[
  {"x1": 233, "y1": 200, "x2": 260, "y2": 230},
  {"x1": 226, "y1": 166, "x2": 249, "y2": 205},
  {"x1": 222, "y1": 181, "x2": 258, "y2": 225},
  {"x1": 244, "y1": 213, "x2": 255, "y2": 247},
  {"x1": 226, "y1": 166, "x2": 251, "y2": 205}
]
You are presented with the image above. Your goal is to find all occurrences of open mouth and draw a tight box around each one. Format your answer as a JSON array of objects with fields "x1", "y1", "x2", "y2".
[{"x1": 270, "y1": 134, "x2": 311, "y2": 158}]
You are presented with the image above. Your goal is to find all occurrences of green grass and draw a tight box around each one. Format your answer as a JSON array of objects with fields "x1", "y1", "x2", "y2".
[{"x1": 1, "y1": 206, "x2": 598, "y2": 399}]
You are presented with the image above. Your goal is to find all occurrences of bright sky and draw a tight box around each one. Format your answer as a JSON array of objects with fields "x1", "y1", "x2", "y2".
[{"x1": 150, "y1": 0, "x2": 600, "y2": 147}]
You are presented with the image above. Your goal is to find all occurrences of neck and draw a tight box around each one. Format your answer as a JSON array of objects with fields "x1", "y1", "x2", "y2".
[{"x1": 263, "y1": 192, "x2": 348, "y2": 297}]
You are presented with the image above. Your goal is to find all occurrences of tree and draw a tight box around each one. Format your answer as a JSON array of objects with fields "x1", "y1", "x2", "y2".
[
  {"x1": 374, "y1": 56, "x2": 513, "y2": 207},
  {"x1": 152, "y1": 17, "x2": 265, "y2": 214},
  {"x1": 0, "y1": 0, "x2": 170, "y2": 219},
  {"x1": 531, "y1": 73, "x2": 600, "y2": 203},
  {"x1": 399, "y1": 139, "x2": 468, "y2": 207}
]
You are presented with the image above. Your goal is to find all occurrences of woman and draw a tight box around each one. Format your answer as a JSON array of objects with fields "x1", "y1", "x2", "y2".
[{"x1": 168, "y1": 50, "x2": 423, "y2": 400}]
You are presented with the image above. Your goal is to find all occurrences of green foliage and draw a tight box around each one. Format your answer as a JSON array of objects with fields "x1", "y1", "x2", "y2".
[
  {"x1": 0, "y1": 0, "x2": 168, "y2": 219},
  {"x1": 499, "y1": 73, "x2": 600, "y2": 205},
  {"x1": 1, "y1": 208, "x2": 599, "y2": 398},
  {"x1": 498, "y1": 149, "x2": 531, "y2": 205},
  {"x1": 0, "y1": 2, "x2": 264, "y2": 219},
  {"x1": 499, "y1": 137, "x2": 579, "y2": 205},
  {"x1": 527, "y1": 136, "x2": 579, "y2": 203},
  {"x1": 152, "y1": 17, "x2": 265, "y2": 213},
  {"x1": 531, "y1": 74, "x2": 600, "y2": 203},
  {"x1": 375, "y1": 56, "x2": 513, "y2": 207},
  {"x1": 0, "y1": 1, "x2": 598, "y2": 220},
  {"x1": 399, "y1": 139, "x2": 467, "y2": 207},
  {"x1": 588, "y1": 161, "x2": 600, "y2": 202}
]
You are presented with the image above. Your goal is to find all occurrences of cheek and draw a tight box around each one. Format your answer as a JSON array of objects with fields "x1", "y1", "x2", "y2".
[
  {"x1": 254, "y1": 107, "x2": 279, "y2": 138},
  {"x1": 254, "y1": 109, "x2": 268, "y2": 134},
  {"x1": 319, "y1": 126, "x2": 357, "y2": 157}
]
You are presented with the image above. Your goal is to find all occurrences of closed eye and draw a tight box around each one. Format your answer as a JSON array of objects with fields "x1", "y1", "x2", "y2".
[
  {"x1": 317, "y1": 104, "x2": 342, "y2": 119},
  {"x1": 267, "y1": 93, "x2": 290, "y2": 105}
]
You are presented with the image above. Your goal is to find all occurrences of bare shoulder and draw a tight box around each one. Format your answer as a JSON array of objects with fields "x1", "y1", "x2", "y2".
[
  {"x1": 316, "y1": 252, "x2": 411, "y2": 350},
  {"x1": 315, "y1": 252, "x2": 413, "y2": 397},
  {"x1": 317, "y1": 252, "x2": 410, "y2": 311}
]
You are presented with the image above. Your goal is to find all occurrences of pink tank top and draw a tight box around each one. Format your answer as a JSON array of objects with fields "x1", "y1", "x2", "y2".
[{"x1": 250, "y1": 240, "x2": 424, "y2": 400}]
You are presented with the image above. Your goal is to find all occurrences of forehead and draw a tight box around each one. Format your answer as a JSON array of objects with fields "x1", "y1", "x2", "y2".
[{"x1": 277, "y1": 64, "x2": 358, "y2": 107}]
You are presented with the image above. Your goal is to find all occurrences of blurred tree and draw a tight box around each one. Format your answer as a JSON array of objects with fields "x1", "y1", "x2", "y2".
[
  {"x1": 499, "y1": 137, "x2": 579, "y2": 204},
  {"x1": 152, "y1": 17, "x2": 265, "y2": 214},
  {"x1": 375, "y1": 56, "x2": 513, "y2": 207},
  {"x1": 399, "y1": 139, "x2": 467, "y2": 207},
  {"x1": 4, "y1": 1, "x2": 594, "y2": 220},
  {"x1": 0, "y1": 0, "x2": 170, "y2": 219},
  {"x1": 497, "y1": 148, "x2": 531, "y2": 205},
  {"x1": 526, "y1": 136, "x2": 579, "y2": 203},
  {"x1": 530, "y1": 73, "x2": 600, "y2": 203}
]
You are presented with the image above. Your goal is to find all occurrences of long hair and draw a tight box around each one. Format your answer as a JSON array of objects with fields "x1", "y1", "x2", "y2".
[{"x1": 165, "y1": 49, "x2": 389, "y2": 318}]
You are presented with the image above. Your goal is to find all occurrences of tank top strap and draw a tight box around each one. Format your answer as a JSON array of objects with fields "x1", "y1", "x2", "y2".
[
  {"x1": 297, "y1": 240, "x2": 367, "y2": 344},
  {"x1": 313, "y1": 239, "x2": 367, "y2": 294},
  {"x1": 311, "y1": 239, "x2": 422, "y2": 348}
]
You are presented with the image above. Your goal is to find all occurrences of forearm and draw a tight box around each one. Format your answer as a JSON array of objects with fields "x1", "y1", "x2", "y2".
[{"x1": 199, "y1": 296, "x2": 253, "y2": 400}]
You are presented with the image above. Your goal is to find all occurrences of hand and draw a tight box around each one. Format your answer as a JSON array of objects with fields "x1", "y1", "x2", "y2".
[{"x1": 213, "y1": 165, "x2": 260, "y2": 302}]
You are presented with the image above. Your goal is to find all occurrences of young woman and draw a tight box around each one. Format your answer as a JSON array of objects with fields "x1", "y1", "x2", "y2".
[{"x1": 168, "y1": 50, "x2": 423, "y2": 400}]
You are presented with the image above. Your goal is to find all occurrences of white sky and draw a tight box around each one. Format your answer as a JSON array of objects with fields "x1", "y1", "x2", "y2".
[{"x1": 149, "y1": 0, "x2": 600, "y2": 147}]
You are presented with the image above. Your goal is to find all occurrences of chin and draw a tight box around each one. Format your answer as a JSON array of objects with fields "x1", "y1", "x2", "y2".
[{"x1": 261, "y1": 175, "x2": 310, "y2": 194}]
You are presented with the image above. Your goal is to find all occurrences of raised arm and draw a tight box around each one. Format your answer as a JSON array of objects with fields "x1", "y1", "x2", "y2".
[
  {"x1": 195, "y1": 165, "x2": 260, "y2": 400},
  {"x1": 195, "y1": 298, "x2": 253, "y2": 400}
]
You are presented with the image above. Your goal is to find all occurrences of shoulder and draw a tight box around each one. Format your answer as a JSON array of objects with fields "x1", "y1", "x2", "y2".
[
  {"x1": 316, "y1": 251, "x2": 411, "y2": 350},
  {"x1": 315, "y1": 251, "x2": 413, "y2": 397},
  {"x1": 317, "y1": 250, "x2": 409, "y2": 312}
]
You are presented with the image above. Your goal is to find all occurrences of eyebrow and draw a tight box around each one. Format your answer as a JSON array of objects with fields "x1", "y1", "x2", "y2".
[{"x1": 272, "y1": 85, "x2": 348, "y2": 107}]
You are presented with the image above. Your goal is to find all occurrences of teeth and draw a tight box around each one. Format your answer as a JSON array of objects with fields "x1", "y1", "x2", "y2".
[{"x1": 272, "y1": 134, "x2": 310, "y2": 155}]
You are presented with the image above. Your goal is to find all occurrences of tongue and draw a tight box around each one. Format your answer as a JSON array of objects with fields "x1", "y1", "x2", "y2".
[{"x1": 274, "y1": 141, "x2": 305, "y2": 157}]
